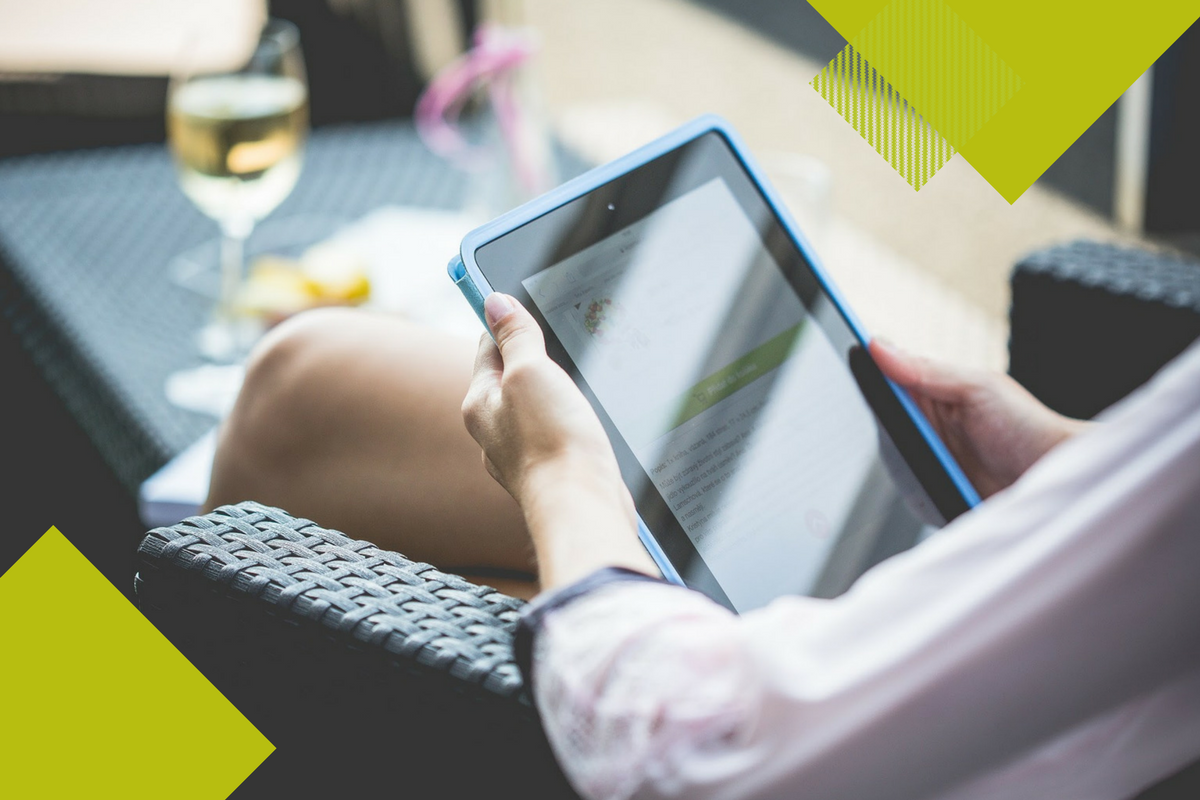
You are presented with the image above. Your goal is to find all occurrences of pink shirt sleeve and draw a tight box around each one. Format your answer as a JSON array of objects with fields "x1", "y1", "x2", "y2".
[{"x1": 529, "y1": 341, "x2": 1200, "y2": 800}]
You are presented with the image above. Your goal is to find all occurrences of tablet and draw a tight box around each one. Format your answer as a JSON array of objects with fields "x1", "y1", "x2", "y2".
[{"x1": 450, "y1": 115, "x2": 979, "y2": 611}]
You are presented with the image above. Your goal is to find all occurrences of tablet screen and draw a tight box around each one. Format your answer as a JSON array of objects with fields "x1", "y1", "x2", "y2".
[{"x1": 473, "y1": 129, "x2": 973, "y2": 611}]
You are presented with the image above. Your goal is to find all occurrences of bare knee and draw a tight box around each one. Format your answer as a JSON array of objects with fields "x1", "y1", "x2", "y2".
[{"x1": 206, "y1": 308, "x2": 360, "y2": 510}]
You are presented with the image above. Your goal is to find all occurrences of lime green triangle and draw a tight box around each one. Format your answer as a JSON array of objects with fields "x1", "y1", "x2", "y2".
[{"x1": 0, "y1": 528, "x2": 274, "y2": 798}]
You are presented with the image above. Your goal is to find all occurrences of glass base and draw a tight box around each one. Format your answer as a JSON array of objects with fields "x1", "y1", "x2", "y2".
[
  {"x1": 164, "y1": 362, "x2": 246, "y2": 419},
  {"x1": 196, "y1": 317, "x2": 264, "y2": 363}
]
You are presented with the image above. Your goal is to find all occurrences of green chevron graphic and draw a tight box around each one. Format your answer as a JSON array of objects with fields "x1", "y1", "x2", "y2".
[
  {"x1": 812, "y1": 0, "x2": 1022, "y2": 191},
  {"x1": 851, "y1": 0, "x2": 1023, "y2": 151},
  {"x1": 807, "y1": 0, "x2": 1198, "y2": 202},
  {"x1": 811, "y1": 45, "x2": 957, "y2": 189}
]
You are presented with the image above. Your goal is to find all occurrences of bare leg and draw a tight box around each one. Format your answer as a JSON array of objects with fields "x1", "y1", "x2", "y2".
[{"x1": 206, "y1": 308, "x2": 537, "y2": 597}]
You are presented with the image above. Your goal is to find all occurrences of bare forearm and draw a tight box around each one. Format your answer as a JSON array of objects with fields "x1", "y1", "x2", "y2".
[{"x1": 521, "y1": 459, "x2": 658, "y2": 591}]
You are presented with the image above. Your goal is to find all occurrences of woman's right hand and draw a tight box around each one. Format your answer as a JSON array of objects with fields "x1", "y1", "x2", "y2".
[
  {"x1": 870, "y1": 340, "x2": 1091, "y2": 498},
  {"x1": 462, "y1": 292, "x2": 656, "y2": 589},
  {"x1": 462, "y1": 292, "x2": 627, "y2": 509}
]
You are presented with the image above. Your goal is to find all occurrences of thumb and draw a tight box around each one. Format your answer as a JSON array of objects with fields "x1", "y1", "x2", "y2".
[
  {"x1": 870, "y1": 338, "x2": 969, "y2": 402},
  {"x1": 485, "y1": 292, "x2": 547, "y2": 365}
]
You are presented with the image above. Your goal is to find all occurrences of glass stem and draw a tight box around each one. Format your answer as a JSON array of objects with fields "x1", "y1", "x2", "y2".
[{"x1": 218, "y1": 218, "x2": 253, "y2": 321}]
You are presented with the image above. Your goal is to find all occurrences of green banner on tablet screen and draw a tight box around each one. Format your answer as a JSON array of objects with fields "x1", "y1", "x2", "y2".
[{"x1": 669, "y1": 322, "x2": 806, "y2": 430}]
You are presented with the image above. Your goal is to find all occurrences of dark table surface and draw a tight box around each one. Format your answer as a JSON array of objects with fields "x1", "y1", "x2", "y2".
[{"x1": 0, "y1": 120, "x2": 481, "y2": 494}]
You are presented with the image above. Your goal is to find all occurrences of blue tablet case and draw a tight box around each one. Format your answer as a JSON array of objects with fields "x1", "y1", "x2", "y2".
[
  {"x1": 449, "y1": 255, "x2": 489, "y2": 332},
  {"x1": 447, "y1": 115, "x2": 981, "y2": 586}
]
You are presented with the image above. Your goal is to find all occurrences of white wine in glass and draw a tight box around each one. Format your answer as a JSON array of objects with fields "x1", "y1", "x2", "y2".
[{"x1": 168, "y1": 19, "x2": 308, "y2": 361}]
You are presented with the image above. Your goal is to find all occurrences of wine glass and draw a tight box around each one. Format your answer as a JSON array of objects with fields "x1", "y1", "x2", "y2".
[{"x1": 167, "y1": 18, "x2": 309, "y2": 361}]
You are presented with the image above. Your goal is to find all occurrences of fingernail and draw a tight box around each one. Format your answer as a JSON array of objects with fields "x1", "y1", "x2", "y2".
[
  {"x1": 484, "y1": 293, "x2": 515, "y2": 327},
  {"x1": 874, "y1": 337, "x2": 901, "y2": 354}
]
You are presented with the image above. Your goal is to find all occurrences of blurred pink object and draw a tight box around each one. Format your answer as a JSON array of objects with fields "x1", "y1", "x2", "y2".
[{"x1": 415, "y1": 25, "x2": 550, "y2": 195}]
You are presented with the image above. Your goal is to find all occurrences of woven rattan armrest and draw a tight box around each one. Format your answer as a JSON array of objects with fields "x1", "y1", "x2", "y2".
[
  {"x1": 1009, "y1": 240, "x2": 1200, "y2": 418},
  {"x1": 135, "y1": 501, "x2": 575, "y2": 796}
]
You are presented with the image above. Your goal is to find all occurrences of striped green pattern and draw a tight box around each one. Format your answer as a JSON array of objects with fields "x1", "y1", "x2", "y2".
[
  {"x1": 852, "y1": 0, "x2": 1023, "y2": 150},
  {"x1": 811, "y1": 46, "x2": 956, "y2": 190}
]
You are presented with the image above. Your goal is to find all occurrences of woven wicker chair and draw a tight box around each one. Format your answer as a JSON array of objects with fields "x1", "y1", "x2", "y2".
[
  {"x1": 135, "y1": 501, "x2": 577, "y2": 797},
  {"x1": 1009, "y1": 240, "x2": 1200, "y2": 418}
]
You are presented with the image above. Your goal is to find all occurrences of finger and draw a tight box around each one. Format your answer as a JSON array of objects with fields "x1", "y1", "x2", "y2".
[
  {"x1": 484, "y1": 292, "x2": 547, "y2": 367},
  {"x1": 870, "y1": 339, "x2": 970, "y2": 402},
  {"x1": 463, "y1": 334, "x2": 502, "y2": 434},
  {"x1": 472, "y1": 331, "x2": 503, "y2": 384},
  {"x1": 482, "y1": 451, "x2": 503, "y2": 488}
]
